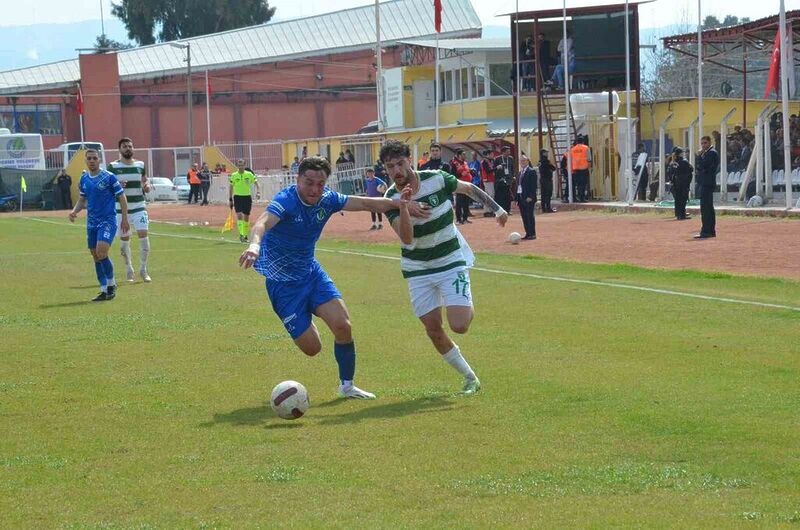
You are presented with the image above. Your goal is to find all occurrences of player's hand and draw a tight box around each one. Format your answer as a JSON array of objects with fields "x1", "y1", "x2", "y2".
[
  {"x1": 120, "y1": 218, "x2": 130, "y2": 234},
  {"x1": 407, "y1": 201, "x2": 431, "y2": 219},
  {"x1": 143, "y1": 182, "x2": 151, "y2": 193},
  {"x1": 399, "y1": 185, "x2": 413, "y2": 205},
  {"x1": 68, "y1": 211, "x2": 77, "y2": 223},
  {"x1": 526, "y1": 197, "x2": 533, "y2": 203},
  {"x1": 496, "y1": 210, "x2": 509, "y2": 227},
  {"x1": 239, "y1": 243, "x2": 260, "y2": 269}
]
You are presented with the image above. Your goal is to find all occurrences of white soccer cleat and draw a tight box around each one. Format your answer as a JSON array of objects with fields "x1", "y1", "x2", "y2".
[
  {"x1": 126, "y1": 268, "x2": 135, "y2": 282},
  {"x1": 338, "y1": 384, "x2": 376, "y2": 399},
  {"x1": 140, "y1": 270, "x2": 152, "y2": 283}
]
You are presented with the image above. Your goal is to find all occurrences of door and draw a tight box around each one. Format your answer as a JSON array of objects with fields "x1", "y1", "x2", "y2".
[{"x1": 413, "y1": 80, "x2": 435, "y2": 128}]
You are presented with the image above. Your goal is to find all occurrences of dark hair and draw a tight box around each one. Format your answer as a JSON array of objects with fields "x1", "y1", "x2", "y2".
[
  {"x1": 455, "y1": 148, "x2": 465, "y2": 156},
  {"x1": 298, "y1": 156, "x2": 331, "y2": 177},
  {"x1": 365, "y1": 167, "x2": 375, "y2": 173},
  {"x1": 85, "y1": 148, "x2": 99, "y2": 155},
  {"x1": 118, "y1": 137, "x2": 132, "y2": 149},
  {"x1": 430, "y1": 143, "x2": 441, "y2": 150},
  {"x1": 701, "y1": 135, "x2": 712, "y2": 142},
  {"x1": 379, "y1": 140, "x2": 411, "y2": 162},
  {"x1": 502, "y1": 145, "x2": 511, "y2": 151}
]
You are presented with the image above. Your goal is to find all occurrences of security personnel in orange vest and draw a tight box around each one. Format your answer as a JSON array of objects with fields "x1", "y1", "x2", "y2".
[{"x1": 570, "y1": 136, "x2": 591, "y2": 202}]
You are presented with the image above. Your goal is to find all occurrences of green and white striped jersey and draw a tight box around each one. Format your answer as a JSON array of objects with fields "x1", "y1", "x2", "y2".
[
  {"x1": 385, "y1": 170, "x2": 466, "y2": 279},
  {"x1": 108, "y1": 159, "x2": 147, "y2": 214}
]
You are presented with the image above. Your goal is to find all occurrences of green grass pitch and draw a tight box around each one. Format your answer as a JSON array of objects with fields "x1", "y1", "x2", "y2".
[{"x1": 1, "y1": 217, "x2": 799, "y2": 528}]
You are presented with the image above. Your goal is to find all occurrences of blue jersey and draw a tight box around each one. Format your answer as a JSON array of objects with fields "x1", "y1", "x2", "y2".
[
  {"x1": 254, "y1": 185, "x2": 349, "y2": 281},
  {"x1": 364, "y1": 177, "x2": 387, "y2": 197},
  {"x1": 79, "y1": 170, "x2": 123, "y2": 228}
]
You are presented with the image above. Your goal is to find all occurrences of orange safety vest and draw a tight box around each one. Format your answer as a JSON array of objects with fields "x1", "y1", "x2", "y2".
[{"x1": 571, "y1": 144, "x2": 590, "y2": 171}]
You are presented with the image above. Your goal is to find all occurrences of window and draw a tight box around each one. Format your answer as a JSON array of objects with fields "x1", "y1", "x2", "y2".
[
  {"x1": 453, "y1": 69, "x2": 462, "y2": 100},
  {"x1": 460, "y1": 67, "x2": 469, "y2": 100},
  {"x1": 489, "y1": 64, "x2": 513, "y2": 96},
  {"x1": 444, "y1": 70, "x2": 453, "y2": 102},
  {"x1": 471, "y1": 67, "x2": 486, "y2": 98},
  {"x1": 0, "y1": 104, "x2": 63, "y2": 135}
]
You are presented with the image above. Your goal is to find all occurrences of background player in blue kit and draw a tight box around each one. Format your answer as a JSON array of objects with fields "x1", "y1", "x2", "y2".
[
  {"x1": 239, "y1": 156, "x2": 424, "y2": 399},
  {"x1": 69, "y1": 149, "x2": 130, "y2": 302}
]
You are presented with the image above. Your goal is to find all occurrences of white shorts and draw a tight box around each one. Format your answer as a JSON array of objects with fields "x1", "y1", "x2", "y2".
[
  {"x1": 407, "y1": 267, "x2": 473, "y2": 318},
  {"x1": 117, "y1": 210, "x2": 149, "y2": 237}
]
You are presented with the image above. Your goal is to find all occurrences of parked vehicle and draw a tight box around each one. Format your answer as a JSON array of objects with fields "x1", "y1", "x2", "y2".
[
  {"x1": 144, "y1": 177, "x2": 178, "y2": 202},
  {"x1": 173, "y1": 176, "x2": 191, "y2": 200}
]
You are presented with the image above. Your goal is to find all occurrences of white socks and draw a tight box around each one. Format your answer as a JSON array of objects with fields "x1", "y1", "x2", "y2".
[
  {"x1": 139, "y1": 236, "x2": 150, "y2": 271},
  {"x1": 442, "y1": 345, "x2": 477, "y2": 381},
  {"x1": 120, "y1": 239, "x2": 134, "y2": 271}
]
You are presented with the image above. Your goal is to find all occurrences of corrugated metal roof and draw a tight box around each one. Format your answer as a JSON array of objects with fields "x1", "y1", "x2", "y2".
[
  {"x1": 494, "y1": 0, "x2": 654, "y2": 15},
  {"x1": 401, "y1": 37, "x2": 510, "y2": 52},
  {"x1": 0, "y1": 0, "x2": 481, "y2": 95}
]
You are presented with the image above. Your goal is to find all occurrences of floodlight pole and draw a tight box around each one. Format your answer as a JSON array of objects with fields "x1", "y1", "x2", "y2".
[
  {"x1": 763, "y1": 111, "x2": 774, "y2": 199},
  {"x1": 563, "y1": 0, "x2": 573, "y2": 203},
  {"x1": 658, "y1": 112, "x2": 673, "y2": 201},
  {"x1": 375, "y1": 0, "x2": 384, "y2": 132},
  {"x1": 719, "y1": 107, "x2": 736, "y2": 202},
  {"x1": 779, "y1": 0, "x2": 793, "y2": 210},
  {"x1": 624, "y1": 0, "x2": 633, "y2": 205},
  {"x1": 697, "y1": 0, "x2": 703, "y2": 147},
  {"x1": 687, "y1": 116, "x2": 699, "y2": 199}
]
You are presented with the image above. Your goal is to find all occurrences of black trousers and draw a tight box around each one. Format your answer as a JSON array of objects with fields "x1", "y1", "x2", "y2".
[
  {"x1": 201, "y1": 182, "x2": 210, "y2": 204},
  {"x1": 189, "y1": 183, "x2": 201, "y2": 203},
  {"x1": 636, "y1": 173, "x2": 648, "y2": 201},
  {"x1": 455, "y1": 194, "x2": 471, "y2": 222},
  {"x1": 519, "y1": 200, "x2": 536, "y2": 237},
  {"x1": 540, "y1": 178, "x2": 553, "y2": 211},
  {"x1": 494, "y1": 182, "x2": 511, "y2": 213},
  {"x1": 575, "y1": 170, "x2": 589, "y2": 201},
  {"x1": 59, "y1": 187, "x2": 72, "y2": 209},
  {"x1": 698, "y1": 184, "x2": 716, "y2": 235},
  {"x1": 370, "y1": 211, "x2": 383, "y2": 223},
  {"x1": 673, "y1": 180, "x2": 689, "y2": 219}
]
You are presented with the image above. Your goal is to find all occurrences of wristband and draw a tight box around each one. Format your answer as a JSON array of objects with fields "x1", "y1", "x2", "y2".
[{"x1": 247, "y1": 243, "x2": 260, "y2": 255}]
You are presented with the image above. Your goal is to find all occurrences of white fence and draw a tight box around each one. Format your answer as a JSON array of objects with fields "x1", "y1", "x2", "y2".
[{"x1": 214, "y1": 142, "x2": 283, "y2": 174}]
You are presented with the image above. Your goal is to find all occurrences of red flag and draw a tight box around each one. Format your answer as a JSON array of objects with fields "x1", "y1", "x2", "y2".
[
  {"x1": 434, "y1": 0, "x2": 442, "y2": 33},
  {"x1": 764, "y1": 31, "x2": 781, "y2": 98},
  {"x1": 76, "y1": 86, "x2": 84, "y2": 115}
]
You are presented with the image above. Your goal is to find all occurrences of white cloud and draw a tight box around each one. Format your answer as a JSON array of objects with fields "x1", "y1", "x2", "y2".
[{"x1": 26, "y1": 48, "x2": 39, "y2": 60}]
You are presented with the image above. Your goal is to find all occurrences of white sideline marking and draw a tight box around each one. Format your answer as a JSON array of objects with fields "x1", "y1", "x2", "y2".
[{"x1": 25, "y1": 217, "x2": 800, "y2": 312}]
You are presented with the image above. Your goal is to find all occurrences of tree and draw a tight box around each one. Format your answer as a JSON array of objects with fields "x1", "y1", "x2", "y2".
[
  {"x1": 111, "y1": 0, "x2": 276, "y2": 46},
  {"x1": 93, "y1": 33, "x2": 134, "y2": 53},
  {"x1": 702, "y1": 15, "x2": 721, "y2": 30}
]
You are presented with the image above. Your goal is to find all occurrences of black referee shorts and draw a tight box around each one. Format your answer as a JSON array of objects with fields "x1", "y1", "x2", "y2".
[{"x1": 233, "y1": 195, "x2": 252, "y2": 215}]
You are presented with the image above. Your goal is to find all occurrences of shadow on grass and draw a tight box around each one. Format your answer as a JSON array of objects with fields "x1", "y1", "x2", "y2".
[
  {"x1": 68, "y1": 285, "x2": 99, "y2": 290},
  {"x1": 315, "y1": 395, "x2": 456, "y2": 425},
  {"x1": 39, "y1": 300, "x2": 94, "y2": 309},
  {"x1": 201, "y1": 405, "x2": 273, "y2": 427}
]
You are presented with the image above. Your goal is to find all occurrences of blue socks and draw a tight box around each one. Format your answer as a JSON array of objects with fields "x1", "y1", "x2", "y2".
[
  {"x1": 100, "y1": 257, "x2": 114, "y2": 283},
  {"x1": 333, "y1": 342, "x2": 356, "y2": 383},
  {"x1": 94, "y1": 261, "x2": 107, "y2": 291}
]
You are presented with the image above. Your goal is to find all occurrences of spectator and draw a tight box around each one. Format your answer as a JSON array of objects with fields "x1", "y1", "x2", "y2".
[
  {"x1": 336, "y1": 152, "x2": 347, "y2": 165},
  {"x1": 537, "y1": 33, "x2": 552, "y2": 81},
  {"x1": 344, "y1": 149, "x2": 355, "y2": 163},
  {"x1": 187, "y1": 163, "x2": 201, "y2": 204},
  {"x1": 56, "y1": 169, "x2": 72, "y2": 209},
  {"x1": 450, "y1": 148, "x2": 473, "y2": 224},
  {"x1": 694, "y1": 135, "x2": 718, "y2": 239},
  {"x1": 417, "y1": 151, "x2": 429, "y2": 170},
  {"x1": 493, "y1": 145, "x2": 515, "y2": 214},
  {"x1": 538, "y1": 148, "x2": 555, "y2": 213},
  {"x1": 468, "y1": 152, "x2": 482, "y2": 188},
  {"x1": 198, "y1": 162, "x2": 212, "y2": 206},
  {"x1": 571, "y1": 137, "x2": 591, "y2": 202},
  {"x1": 290, "y1": 157, "x2": 300, "y2": 174},
  {"x1": 517, "y1": 156, "x2": 538, "y2": 240},
  {"x1": 520, "y1": 36, "x2": 535, "y2": 91},
  {"x1": 420, "y1": 143, "x2": 451, "y2": 174},
  {"x1": 547, "y1": 30, "x2": 575, "y2": 90},
  {"x1": 363, "y1": 167, "x2": 387, "y2": 230},
  {"x1": 480, "y1": 150, "x2": 496, "y2": 217}
]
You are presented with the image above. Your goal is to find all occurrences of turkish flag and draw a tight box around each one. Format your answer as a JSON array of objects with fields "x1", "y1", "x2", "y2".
[
  {"x1": 76, "y1": 86, "x2": 84, "y2": 115},
  {"x1": 764, "y1": 31, "x2": 781, "y2": 98},
  {"x1": 434, "y1": 0, "x2": 442, "y2": 33}
]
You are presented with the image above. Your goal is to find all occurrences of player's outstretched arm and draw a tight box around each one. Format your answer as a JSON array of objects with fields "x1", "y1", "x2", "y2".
[
  {"x1": 343, "y1": 196, "x2": 430, "y2": 219},
  {"x1": 239, "y1": 210, "x2": 280, "y2": 269},
  {"x1": 68, "y1": 197, "x2": 86, "y2": 222},
  {"x1": 455, "y1": 181, "x2": 508, "y2": 226}
]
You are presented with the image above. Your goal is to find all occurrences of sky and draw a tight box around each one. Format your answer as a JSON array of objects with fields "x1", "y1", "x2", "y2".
[{"x1": 0, "y1": 0, "x2": 783, "y2": 29}]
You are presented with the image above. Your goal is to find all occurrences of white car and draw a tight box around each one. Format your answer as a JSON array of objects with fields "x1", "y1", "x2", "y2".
[
  {"x1": 145, "y1": 177, "x2": 179, "y2": 202},
  {"x1": 173, "y1": 176, "x2": 191, "y2": 201}
]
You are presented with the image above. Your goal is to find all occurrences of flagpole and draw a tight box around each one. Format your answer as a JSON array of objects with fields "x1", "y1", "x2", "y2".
[
  {"x1": 563, "y1": 0, "x2": 573, "y2": 203},
  {"x1": 514, "y1": 0, "x2": 521, "y2": 167},
  {"x1": 625, "y1": 0, "x2": 632, "y2": 205},
  {"x1": 78, "y1": 86, "x2": 85, "y2": 143},
  {"x1": 205, "y1": 70, "x2": 211, "y2": 145},
  {"x1": 697, "y1": 0, "x2": 703, "y2": 147},
  {"x1": 19, "y1": 179, "x2": 23, "y2": 213},
  {"x1": 435, "y1": 32, "x2": 440, "y2": 142},
  {"x1": 779, "y1": 0, "x2": 792, "y2": 209},
  {"x1": 375, "y1": 0, "x2": 384, "y2": 132}
]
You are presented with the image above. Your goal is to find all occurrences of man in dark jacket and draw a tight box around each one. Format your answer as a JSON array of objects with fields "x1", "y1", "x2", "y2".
[
  {"x1": 419, "y1": 143, "x2": 451, "y2": 174},
  {"x1": 517, "y1": 157, "x2": 538, "y2": 239},
  {"x1": 493, "y1": 145, "x2": 515, "y2": 214},
  {"x1": 538, "y1": 149, "x2": 555, "y2": 212},
  {"x1": 56, "y1": 169, "x2": 72, "y2": 209},
  {"x1": 694, "y1": 135, "x2": 719, "y2": 238},
  {"x1": 667, "y1": 147, "x2": 693, "y2": 220}
]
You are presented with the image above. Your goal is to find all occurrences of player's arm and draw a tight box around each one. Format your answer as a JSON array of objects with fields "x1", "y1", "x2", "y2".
[
  {"x1": 117, "y1": 192, "x2": 130, "y2": 234},
  {"x1": 68, "y1": 196, "x2": 86, "y2": 222},
  {"x1": 228, "y1": 179, "x2": 234, "y2": 208},
  {"x1": 343, "y1": 196, "x2": 430, "y2": 219},
  {"x1": 455, "y1": 180, "x2": 508, "y2": 226},
  {"x1": 239, "y1": 210, "x2": 280, "y2": 269},
  {"x1": 141, "y1": 165, "x2": 150, "y2": 193},
  {"x1": 387, "y1": 186, "x2": 414, "y2": 244}
]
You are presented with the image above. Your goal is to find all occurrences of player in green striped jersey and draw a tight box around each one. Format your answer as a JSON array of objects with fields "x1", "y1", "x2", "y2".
[
  {"x1": 381, "y1": 140, "x2": 508, "y2": 395},
  {"x1": 109, "y1": 137, "x2": 152, "y2": 282}
]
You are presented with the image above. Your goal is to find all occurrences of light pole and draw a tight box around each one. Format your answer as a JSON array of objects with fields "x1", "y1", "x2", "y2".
[{"x1": 169, "y1": 42, "x2": 192, "y2": 146}]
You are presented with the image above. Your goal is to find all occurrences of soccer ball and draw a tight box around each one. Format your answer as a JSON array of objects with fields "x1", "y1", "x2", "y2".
[
  {"x1": 508, "y1": 231, "x2": 522, "y2": 245},
  {"x1": 270, "y1": 380, "x2": 310, "y2": 420}
]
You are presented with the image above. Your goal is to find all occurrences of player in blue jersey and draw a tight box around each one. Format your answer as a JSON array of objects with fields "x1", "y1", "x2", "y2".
[
  {"x1": 239, "y1": 156, "x2": 420, "y2": 399},
  {"x1": 69, "y1": 149, "x2": 130, "y2": 302}
]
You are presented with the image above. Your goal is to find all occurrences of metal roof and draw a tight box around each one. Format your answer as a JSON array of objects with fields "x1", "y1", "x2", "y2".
[
  {"x1": 400, "y1": 38, "x2": 510, "y2": 52},
  {"x1": 495, "y1": 0, "x2": 654, "y2": 16},
  {"x1": 0, "y1": 0, "x2": 481, "y2": 95}
]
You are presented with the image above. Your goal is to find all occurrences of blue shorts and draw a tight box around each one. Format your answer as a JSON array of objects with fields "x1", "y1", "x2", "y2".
[
  {"x1": 87, "y1": 220, "x2": 117, "y2": 249},
  {"x1": 266, "y1": 262, "x2": 341, "y2": 339}
]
